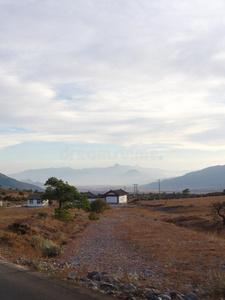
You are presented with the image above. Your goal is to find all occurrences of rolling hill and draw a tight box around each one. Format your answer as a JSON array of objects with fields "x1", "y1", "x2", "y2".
[
  {"x1": 142, "y1": 165, "x2": 225, "y2": 192},
  {"x1": 0, "y1": 173, "x2": 44, "y2": 191}
]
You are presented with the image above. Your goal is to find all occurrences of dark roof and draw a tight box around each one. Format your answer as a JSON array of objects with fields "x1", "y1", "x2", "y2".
[
  {"x1": 81, "y1": 191, "x2": 97, "y2": 198},
  {"x1": 104, "y1": 189, "x2": 129, "y2": 196},
  {"x1": 27, "y1": 194, "x2": 42, "y2": 200}
]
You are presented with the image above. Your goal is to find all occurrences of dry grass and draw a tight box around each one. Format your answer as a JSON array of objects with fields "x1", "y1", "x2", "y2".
[
  {"x1": 0, "y1": 205, "x2": 90, "y2": 266},
  {"x1": 137, "y1": 195, "x2": 225, "y2": 237},
  {"x1": 104, "y1": 197, "x2": 225, "y2": 297},
  {"x1": 0, "y1": 195, "x2": 225, "y2": 298}
]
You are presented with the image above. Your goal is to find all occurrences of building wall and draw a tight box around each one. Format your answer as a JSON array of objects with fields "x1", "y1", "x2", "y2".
[
  {"x1": 118, "y1": 195, "x2": 127, "y2": 203},
  {"x1": 0, "y1": 200, "x2": 2, "y2": 207},
  {"x1": 106, "y1": 196, "x2": 118, "y2": 204},
  {"x1": 28, "y1": 199, "x2": 49, "y2": 207}
]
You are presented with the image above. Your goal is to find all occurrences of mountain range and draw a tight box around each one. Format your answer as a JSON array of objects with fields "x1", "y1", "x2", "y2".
[
  {"x1": 141, "y1": 165, "x2": 225, "y2": 192},
  {"x1": 7, "y1": 164, "x2": 225, "y2": 193},
  {"x1": 0, "y1": 173, "x2": 43, "y2": 191},
  {"x1": 10, "y1": 164, "x2": 180, "y2": 187}
]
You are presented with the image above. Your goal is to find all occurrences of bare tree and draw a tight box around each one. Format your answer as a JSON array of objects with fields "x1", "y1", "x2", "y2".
[{"x1": 211, "y1": 201, "x2": 225, "y2": 225}]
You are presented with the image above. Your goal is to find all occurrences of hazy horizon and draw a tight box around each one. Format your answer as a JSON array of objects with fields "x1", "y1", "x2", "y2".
[{"x1": 1, "y1": 1, "x2": 225, "y2": 174}]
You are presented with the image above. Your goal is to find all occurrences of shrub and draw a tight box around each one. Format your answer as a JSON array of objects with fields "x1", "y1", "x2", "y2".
[
  {"x1": 30, "y1": 235, "x2": 62, "y2": 257},
  {"x1": 3, "y1": 195, "x2": 14, "y2": 201},
  {"x1": 90, "y1": 199, "x2": 110, "y2": 214},
  {"x1": 208, "y1": 272, "x2": 225, "y2": 298},
  {"x1": 1, "y1": 233, "x2": 11, "y2": 243},
  {"x1": 76, "y1": 195, "x2": 91, "y2": 212},
  {"x1": 53, "y1": 208, "x2": 74, "y2": 221},
  {"x1": 88, "y1": 211, "x2": 100, "y2": 221},
  {"x1": 38, "y1": 212, "x2": 48, "y2": 219},
  {"x1": 41, "y1": 240, "x2": 62, "y2": 257}
]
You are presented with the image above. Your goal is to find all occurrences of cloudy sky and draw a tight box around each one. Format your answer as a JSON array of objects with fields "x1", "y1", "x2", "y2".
[{"x1": 1, "y1": 0, "x2": 225, "y2": 174}]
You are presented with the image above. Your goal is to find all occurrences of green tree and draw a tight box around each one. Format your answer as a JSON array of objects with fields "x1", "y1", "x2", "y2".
[
  {"x1": 43, "y1": 177, "x2": 81, "y2": 208},
  {"x1": 182, "y1": 188, "x2": 190, "y2": 198},
  {"x1": 75, "y1": 194, "x2": 90, "y2": 211}
]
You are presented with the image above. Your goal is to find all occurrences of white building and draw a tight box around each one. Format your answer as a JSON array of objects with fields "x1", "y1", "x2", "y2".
[
  {"x1": 104, "y1": 189, "x2": 129, "y2": 204},
  {"x1": 27, "y1": 194, "x2": 49, "y2": 207}
]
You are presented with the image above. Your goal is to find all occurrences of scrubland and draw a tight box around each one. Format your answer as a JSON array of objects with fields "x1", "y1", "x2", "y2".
[{"x1": 0, "y1": 193, "x2": 225, "y2": 298}]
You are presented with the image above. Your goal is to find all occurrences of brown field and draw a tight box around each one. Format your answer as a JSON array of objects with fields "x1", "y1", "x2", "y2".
[
  {"x1": 0, "y1": 205, "x2": 90, "y2": 275},
  {"x1": 0, "y1": 189, "x2": 29, "y2": 206},
  {"x1": 0, "y1": 195, "x2": 225, "y2": 298},
  {"x1": 136, "y1": 195, "x2": 225, "y2": 236}
]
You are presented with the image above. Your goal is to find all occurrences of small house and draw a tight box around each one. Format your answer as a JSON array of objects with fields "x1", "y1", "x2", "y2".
[
  {"x1": 27, "y1": 194, "x2": 49, "y2": 207},
  {"x1": 81, "y1": 191, "x2": 97, "y2": 203},
  {"x1": 104, "y1": 189, "x2": 129, "y2": 204}
]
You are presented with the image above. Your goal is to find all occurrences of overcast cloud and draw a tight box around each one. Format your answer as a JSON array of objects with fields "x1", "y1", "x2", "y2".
[{"x1": 1, "y1": 0, "x2": 225, "y2": 173}]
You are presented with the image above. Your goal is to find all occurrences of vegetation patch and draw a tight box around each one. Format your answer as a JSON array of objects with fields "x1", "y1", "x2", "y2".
[
  {"x1": 53, "y1": 208, "x2": 74, "y2": 221},
  {"x1": 30, "y1": 235, "x2": 62, "y2": 257},
  {"x1": 90, "y1": 199, "x2": 110, "y2": 214},
  {"x1": 88, "y1": 211, "x2": 100, "y2": 221}
]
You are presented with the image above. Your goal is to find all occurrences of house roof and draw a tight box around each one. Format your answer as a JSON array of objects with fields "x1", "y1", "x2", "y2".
[
  {"x1": 104, "y1": 189, "x2": 129, "y2": 196},
  {"x1": 27, "y1": 194, "x2": 42, "y2": 200},
  {"x1": 81, "y1": 191, "x2": 97, "y2": 198}
]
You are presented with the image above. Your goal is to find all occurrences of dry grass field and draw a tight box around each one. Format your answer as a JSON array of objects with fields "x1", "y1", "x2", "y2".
[
  {"x1": 118, "y1": 196, "x2": 225, "y2": 296},
  {"x1": 0, "y1": 194, "x2": 225, "y2": 298},
  {"x1": 59, "y1": 196, "x2": 225, "y2": 298},
  {"x1": 0, "y1": 204, "x2": 90, "y2": 273}
]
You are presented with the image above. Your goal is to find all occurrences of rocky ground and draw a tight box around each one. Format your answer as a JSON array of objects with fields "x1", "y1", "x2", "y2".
[{"x1": 55, "y1": 206, "x2": 221, "y2": 299}]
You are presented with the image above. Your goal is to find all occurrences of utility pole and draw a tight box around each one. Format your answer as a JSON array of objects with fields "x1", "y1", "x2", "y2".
[
  {"x1": 158, "y1": 179, "x2": 160, "y2": 200},
  {"x1": 133, "y1": 184, "x2": 138, "y2": 196}
]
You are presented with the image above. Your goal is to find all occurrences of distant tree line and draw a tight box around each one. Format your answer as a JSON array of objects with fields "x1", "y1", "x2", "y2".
[{"x1": 134, "y1": 189, "x2": 225, "y2": 201}]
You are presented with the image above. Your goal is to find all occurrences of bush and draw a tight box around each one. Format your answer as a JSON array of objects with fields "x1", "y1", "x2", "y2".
[
  {"x1": 53, "y1": 208, "x2": 74, "y2": 221},
  {"x1": 90, "y1": 199, "x2": 110, "y2": 214},
  {"x1": 88, "y1": 211, "x2": 100, "y2": 221},
  {"x1": 209, "y1": 272, "x2": 225, "y2": 298},
  {"x1": 38, "y1": 212, "x2": 48, "y2": 219},
  {"x1": 76, "y1": 195, "x2": 91, "y2": 212},
  {"x1": 3, "y1": 195, "x2": 14, "y2": 201},
  {"x1": 30, "y1": 235, "x2": 62, "y2": 257}
]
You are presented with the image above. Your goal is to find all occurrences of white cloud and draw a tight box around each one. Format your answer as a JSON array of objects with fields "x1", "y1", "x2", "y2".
[{"x1": 1, "y1": 0, "x2": 225, "y2": 171}]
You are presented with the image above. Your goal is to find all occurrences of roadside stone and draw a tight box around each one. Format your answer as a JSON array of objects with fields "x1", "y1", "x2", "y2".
[
  {"x1": 158, "y1": 293, "x2": 171, "y2": 300},
  {"x1": 101, "y1": 273, "x2": 119, "y2": 284},
  {"x1": 87, "y1": 271, "x2": 100, "y2": 280},
  {"x1": 123, "y1": 290, "x2": 137, "y2": 300},
  {"x1": 169, "y1": 291, "x2": 183, "y2": 300},
  {"x1": 87, "y1": 279, "x2": 98, "y2": 287},
  {"x1": 67, "y1": 271, "x2": 77, "y2": 280},
  {"x1": 99, "y1": 281, "x2": 119, "y2": 291},
  {"x1": 184, "y1": 293, "x2": 200, "y2": 300},
  {"x1": 124, "y1": 283, "x2": 137, "y2": 293},
  {"x1": 146, "y1": 294, "x2": 160, "y2": 300}
]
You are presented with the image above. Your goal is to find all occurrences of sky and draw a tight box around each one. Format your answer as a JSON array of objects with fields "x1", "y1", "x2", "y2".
[{"x1": 1, "y1": 0, "x2": 225, "y2": 175}]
